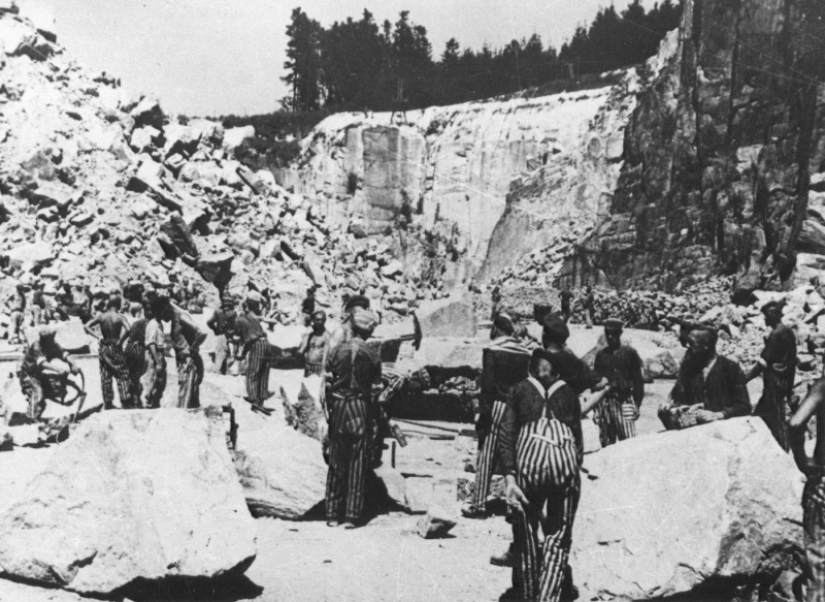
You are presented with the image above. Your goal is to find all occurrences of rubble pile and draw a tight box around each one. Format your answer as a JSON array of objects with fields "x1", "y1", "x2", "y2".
[{"x1": 0, "y1": 9, "x2": 441, "y2": 332}]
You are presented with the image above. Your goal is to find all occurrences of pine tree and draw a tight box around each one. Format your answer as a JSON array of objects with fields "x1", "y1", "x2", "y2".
[{"x1": 282, "y1": 8, "x2": 322, "y2": 112}]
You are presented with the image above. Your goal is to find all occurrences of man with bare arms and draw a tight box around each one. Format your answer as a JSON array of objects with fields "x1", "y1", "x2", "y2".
[{"x1": 84, "y1": 295, "x2": 134, "y2": 409}]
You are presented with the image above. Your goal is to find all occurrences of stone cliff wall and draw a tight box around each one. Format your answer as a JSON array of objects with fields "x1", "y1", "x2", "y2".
[
  {"x1": 284, "y1": 73, "x2": 631, "y2": 284},
  {"x1": 566, "y1": 0, "x2": 825, "y2": 294}
]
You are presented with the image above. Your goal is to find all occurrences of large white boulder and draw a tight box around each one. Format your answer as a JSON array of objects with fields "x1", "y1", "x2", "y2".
[
  {"x1": 222, "y1": 125, "x2": 255, "y2": 153},
  {"x1": 572, "y1": 417, "x2": 805, "y2": 601},
  {"x1": 416, "y1": 298, "x2": 478, "y2": 338},
  {"x1": 0, "y1": 408, "x2": 257, "y2": 595},
  {"x1": 233, "y1": 423, "x2": 326, "y2": 520}
]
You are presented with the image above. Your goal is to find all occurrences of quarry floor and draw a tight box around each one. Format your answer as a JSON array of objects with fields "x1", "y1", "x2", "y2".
[{"x1": 0, "y1": 326, "x2": 765, "y2": 602}]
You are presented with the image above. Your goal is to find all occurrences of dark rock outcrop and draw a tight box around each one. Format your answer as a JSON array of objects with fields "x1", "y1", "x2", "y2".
[{"x1": 568, "y1": 0, "x2": 825, "y2": 292}]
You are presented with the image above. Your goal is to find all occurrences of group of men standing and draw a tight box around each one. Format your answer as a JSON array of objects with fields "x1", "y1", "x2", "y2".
[{"x1": 468, "y1": 295, "x2": 821, "y2": 602}]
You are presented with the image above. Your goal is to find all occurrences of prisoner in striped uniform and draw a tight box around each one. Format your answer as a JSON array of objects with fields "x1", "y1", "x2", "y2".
[
  {"x1": 124, "y1": 313, "x2": 148, "y2": 407},
  {"x1": 153, "y1": 296, "x2": 205, "y2": 409},
  {"x1": 84, "y1": 295, "x2": 134, "y2": 409},
  {"x1": 747, "y1": 300, "x2": 796, "y2": 451},
  {"x1": 463, "y1": 313, "x2": 531, "y2": 519},
  {"x1": 325, "y1": 309, "x2": 382, "y2": 529},
  {"x1": 234, "y1": 299, "x2": 270, "y2": 407},
  {"x1": 499, "y1": 349, "x2": 583, "y2": 602},
  {"x1": 207, "y1": 296, "x2": 237, "y2": 375},
  {"x1": 592, "y1": 319, "x2": 644, "y2": 447},
  {"x1": 142, "y1": 304, "x2": 167, "y2": 409},
  {"x1": 789, "y1": 377, "x2": 825, "y2": 602}
]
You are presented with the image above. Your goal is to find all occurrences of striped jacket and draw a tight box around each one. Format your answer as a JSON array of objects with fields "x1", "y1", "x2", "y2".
[
  {"x1": 499, "y1": 376, "x2": 583, "y2": 477},
  {"x1": 480, "y1": 336, "x2": 531, "y2": 416}
]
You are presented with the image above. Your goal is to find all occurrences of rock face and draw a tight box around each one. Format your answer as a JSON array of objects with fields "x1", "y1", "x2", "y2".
[
  {"x1": 233, "y1": 423, "x2": 327, "y2": 520},
  {"x1": 0, "y1": 408, "x2": 257, "y2": 595},
  {"x1": 572, "y1": 417, "x2": 805, "y2": 601},
  {"x1": 567, "y1": 0, "x2": 825, "y2": 291},
  {"x1": 287, "y1": 71, "x2": 638, "y2": 284}
]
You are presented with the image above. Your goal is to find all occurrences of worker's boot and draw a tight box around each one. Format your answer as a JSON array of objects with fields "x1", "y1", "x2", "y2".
[
  {"x1": 560, "y1": 565, "x2": 579, "y2": 601},
  {"x1": 489, "y1": 543, "x2": 515, "y2": 567}
]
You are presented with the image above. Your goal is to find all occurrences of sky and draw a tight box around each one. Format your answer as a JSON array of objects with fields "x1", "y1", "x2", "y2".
[{"x1": 20, "y1": 0, "x2": 663, "y2": 117}]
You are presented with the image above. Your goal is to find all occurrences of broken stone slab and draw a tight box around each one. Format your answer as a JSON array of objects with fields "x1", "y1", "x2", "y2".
[
  {"x1": 0, "y1": 408, "x2": 257, "y2": 595},
  {"x1": 31, "y1": 181, "x2": 73, "y2": 209},
  {"x1": 280, "y1": 373, "x2": 327, "y2": 442},
  {"x1": 404, "y1": 476, "x2": 458, "y2": 514},
  {"x1": 571, "y1": 417, "x2": 805, "y2": 602},
  {"x1": 196, "y1": 252, "x2": 234, "y2": 290},
  {"x1": 233, "y1": 423, "x2": 326, "y2": 520},
  {"x1": 160, "y1": 213, "x2": 199, "y2": 258},
  {"x1": 129, "y1": 96, "x2": 165, "y2": 131},
  {"x1": 415, "y1": 298, "x2": 477, "y2": 338},
  {"x1": 416, "y1": 505, "x2": 457, "y2": 539},
  {"x1": 222, "y1": 125, "x2": 255, "y2": 153},
  {"x1": 5, "y1": 240, "x2": 54, "y2": 272}
]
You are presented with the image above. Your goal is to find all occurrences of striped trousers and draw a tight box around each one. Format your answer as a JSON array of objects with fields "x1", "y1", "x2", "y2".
[
  {"x1": 512, "y1": 477, "x2": 581, "y2": 602},
  {"x1": 19, "y1": 372, "x2": 48, "y2": 420},
  {"x1": 804, "y1": 473, "x2": 825, "y2": 602},
  {"x1": 326, "y1": 395, "x2": 370, "y2": 522},
  {"x1": 124, "y1": 341, "x2": 146, "y2": 407},
  {"x1": 100, "y1": 342, "x2": 134, "y2": 409},
  {"x1": 472, "y1": 400, "x2": 508, "y2": 510},
  {"x1": 593, "y1": 392, "x2": 636, "y2": 448},
  {"x1": 245, "y1": 338, "x2": 270, "y2": 404},
  {"x1": 176, "y1": 354, "x2": 202, "y2": 409}
]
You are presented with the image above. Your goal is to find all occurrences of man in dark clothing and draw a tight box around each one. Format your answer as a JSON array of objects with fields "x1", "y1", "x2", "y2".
[
  {"x1": 31, "y1": 281, "x2": 47, "y2": 326},
  {"x1": 84, "y1": 295, "x2": 134, "y2": 409},
  {"x1": 746, "y1": 300, "x2": 796, "y2": 451},
  {"x1": 325, "y1": 309, "x2": 382, "y2": 529},
  {"x1": 659, "y1": 327, "x2": 751, "y2": 429},
  {"x1": 301, "y1": 287, "x2": 317, "y2": 326},
  {"x1": 463, "y1": 313, "x2": 531, "y2": 519},
  {"x1": 500, "y1": 349, "x2": 583, "y2": 602},
  {"x1": 789, "y1": 378, "x2": 825, "y2": 602},
  {"x1": 542, "y1": 312, "x2": 604, "y2": 396},
  {"x1": 233, "y1": 298, "x2": 270, "y2": 407},
  {"x1": 207, "y1": 296, "x2": 236, "y2": 375},
  {"x1": 559, "y1": 288, "x2": 574, "y2": 323},
  {"x1": 583, "y1": 286, "x2": 595, "y2": 329},
  {"x1": 18, "y1": 327, "x2": 80, "y2": 420},
  {"x1": 593, "y1": 319, "x2": 645, "y2": 447}
]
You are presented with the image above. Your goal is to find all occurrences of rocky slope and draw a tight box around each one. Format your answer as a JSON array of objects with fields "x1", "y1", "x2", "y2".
[{"x1": 0, "y1": 5, "x2": 449, "y2": 327}]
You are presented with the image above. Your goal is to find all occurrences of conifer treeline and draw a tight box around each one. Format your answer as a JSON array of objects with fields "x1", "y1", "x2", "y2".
[{"x1": 282, "y1": 0, "x2": 683, "y2": 113}]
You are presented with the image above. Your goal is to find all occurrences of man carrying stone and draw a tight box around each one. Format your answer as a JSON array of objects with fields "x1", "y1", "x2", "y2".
[
  {"x1": 500, "y1": 348, "x2": 583, "y2": 602},
  {"x1": 207, "y1": 295, "x2": 237, "y2": 375},
  {"x1": 789, "y1": 378, "x2": 825, "y2": 602},
  {"x1": 233, "y1": 297, "x2": 270, "y2": 408},
  {"x1": 84, "y1": 295, "x2": 135, "y2": 410},
  {"x1": 299, "y1": 310, "x2": 329, "y2": 377},
  {"x1": 659, "y1": 327, "x2": 751, "y2": 429},
  {"x1": 746, "y1": 300, "x2": 796, "y2": 451},
  {"x1": 143, "y1": 300, "x2": 167, "y2": 409},
  {"x1": 592, "y1": 319, "x2": 644, "y2": 447},
  {"x1": 152, "y1": 295, "x2": 206, "y2": 409},
  {"x1": 18, "y1": 327, "x2": 81, "y2": 420},
  {"x1": 5, "y1": 282, "x2": 27, "y2": 345},
  {"x1": 325, "y1": 308, "x2": 382, "y2": 528},
  {"x1": 463, "y1": 313, "x2": 531, "y2": 519}
]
